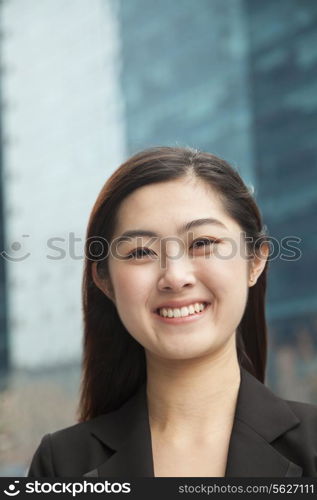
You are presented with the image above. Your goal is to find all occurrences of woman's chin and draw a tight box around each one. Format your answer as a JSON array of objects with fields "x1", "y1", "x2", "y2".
[{"x1": 152, "y1": 340, "x2": 219, "y2": 361}]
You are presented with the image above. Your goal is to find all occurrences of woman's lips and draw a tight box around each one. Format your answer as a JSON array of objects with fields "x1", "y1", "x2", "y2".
[{"x1": 153, "y1": 302, "x2": 211, "y2": 324}]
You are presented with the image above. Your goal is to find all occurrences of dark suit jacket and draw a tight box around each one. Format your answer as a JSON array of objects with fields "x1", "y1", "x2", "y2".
[{"x1": 27, "y1": 366, "x2": 317, "y2": 477}]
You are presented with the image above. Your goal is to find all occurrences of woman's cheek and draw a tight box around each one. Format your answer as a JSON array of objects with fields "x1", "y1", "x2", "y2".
[{"x1": 112, "y1": 264, "x2": 153, "y2": 306}]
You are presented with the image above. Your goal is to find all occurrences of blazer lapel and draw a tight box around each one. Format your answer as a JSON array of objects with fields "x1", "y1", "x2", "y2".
[
  {"x1": 84, "y1": 365, "x2": 303, "y2": 477},
  {"x1": 225, "y1": 367, "x2": 303, "y2": 477},
  {"x1": 84, "y1": 383, "x2": 154, "y2": 477}
]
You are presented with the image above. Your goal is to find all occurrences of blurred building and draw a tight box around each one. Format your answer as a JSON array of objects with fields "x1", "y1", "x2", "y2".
[
  {"x1": 0, "y1": 0, "x2": 126, "y2": 370},
  {"x1": 245, "y1": 0, "x2": 317, "y2": 328},
  {"x1": 119, "y1": 0, "x2": 256, "y2": 186}
]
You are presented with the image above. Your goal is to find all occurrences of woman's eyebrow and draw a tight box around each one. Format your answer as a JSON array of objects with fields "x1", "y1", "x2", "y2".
[{"x1": 115, "y1": 217, "x2": 228, "y2": 245}]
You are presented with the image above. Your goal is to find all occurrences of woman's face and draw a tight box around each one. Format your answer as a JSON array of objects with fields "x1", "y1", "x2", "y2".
[{"x1": 96, "y1": 176, "x2": 262, "y2": 361}]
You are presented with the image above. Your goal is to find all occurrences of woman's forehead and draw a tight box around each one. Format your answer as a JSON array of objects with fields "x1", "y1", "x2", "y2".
[
  {"x1": 113, "y1": 180, "x2": 239, "y2": 237},
  {"x1": 119, "y1": 178, "x2": 221, "y2": 212}
]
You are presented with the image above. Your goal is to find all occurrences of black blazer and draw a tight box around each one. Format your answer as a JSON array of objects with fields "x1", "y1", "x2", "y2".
[{"x1": 27, "y1": 366, "x2": 317, "y2": 477}]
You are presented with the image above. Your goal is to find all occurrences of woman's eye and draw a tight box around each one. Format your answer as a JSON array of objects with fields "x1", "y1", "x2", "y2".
[
  {"x1": 127, "y1": 247, "x2": 155, "y2": 259},
  {"x1": 126, "y1": 239, "x2": 218, "y2": 259},
  {"x1": 191, "y1": 238, "x2": 218, "y2": 250}
]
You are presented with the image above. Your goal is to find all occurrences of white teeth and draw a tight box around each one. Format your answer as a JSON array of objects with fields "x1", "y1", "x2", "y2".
[
  {"x1": 158, "y1": 302, "x2": 207, "y2": 318},
  {"x1": 180, "y1": 306, "x2": 189, "y2": 317},
  {"x1": 188, "y1": 304, "x2": 195, "y2": 314}
]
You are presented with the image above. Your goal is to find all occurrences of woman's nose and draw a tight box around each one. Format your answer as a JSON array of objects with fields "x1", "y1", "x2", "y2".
[{"x1": 157, "y1": 246, "x2": 196, "y2": 291}]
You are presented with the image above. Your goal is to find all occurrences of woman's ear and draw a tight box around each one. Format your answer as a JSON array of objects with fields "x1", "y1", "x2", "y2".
[
  {"x1": 91, "y1": 261, "x2": 116, "y2": 303},
  {"x1": 248, "y1": 242, "x2": 269, "y2": 287}
]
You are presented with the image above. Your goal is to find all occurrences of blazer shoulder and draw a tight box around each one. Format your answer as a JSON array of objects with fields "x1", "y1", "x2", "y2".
[
  {"x1": 284, "y1": 399, "x2": 317, "y2": 423},
  {"x1": 273, "y1": 398, "x2": 317, "y2": 476},
  {"x1": 28, "y1": 415, "x2": 113, "y2": 477},
  {"x1": 283, "y1": 398, "x2": 317, "y2": 439},
  {"x1": 49, "y1": 416, "x2": 102, "y2": 443}
]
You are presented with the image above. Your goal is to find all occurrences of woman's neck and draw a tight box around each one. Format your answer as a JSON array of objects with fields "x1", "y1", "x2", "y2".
[{"x1": 146, "y1": 337, "x2": 241, "y2": 444}]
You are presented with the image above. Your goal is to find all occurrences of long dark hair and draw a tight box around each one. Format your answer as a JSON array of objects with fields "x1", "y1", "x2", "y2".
[{"x1": 78, "y1": 147, "x2": 269, "y2": 421}]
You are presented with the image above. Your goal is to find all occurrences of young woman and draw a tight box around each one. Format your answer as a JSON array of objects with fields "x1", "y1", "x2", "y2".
[{"x1": 28, "y1": 147, "x2": 317, "y2": 477}]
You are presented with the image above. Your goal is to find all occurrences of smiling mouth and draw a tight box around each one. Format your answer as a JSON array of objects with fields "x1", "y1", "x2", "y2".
[{"x1": 154, "y1": 302, "x2": 211, "y2": 319}]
